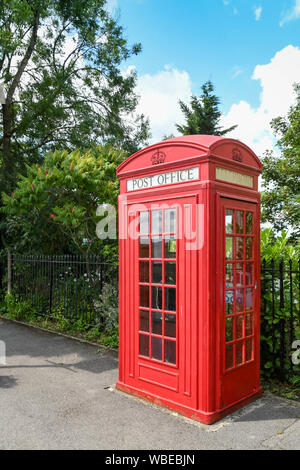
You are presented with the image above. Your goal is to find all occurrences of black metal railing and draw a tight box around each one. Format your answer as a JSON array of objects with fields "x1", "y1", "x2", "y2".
[
  {"x1": 1, "y1": 253, "x2": 118, "y2": 328},
  {"x1": 261, "y1": 258, "x2": 300, "y2": 378}
]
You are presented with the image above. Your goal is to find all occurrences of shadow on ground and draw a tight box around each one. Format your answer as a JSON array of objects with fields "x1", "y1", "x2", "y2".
[{"x1": 0, "y1": 319, "x2": 118, "y2": 375}]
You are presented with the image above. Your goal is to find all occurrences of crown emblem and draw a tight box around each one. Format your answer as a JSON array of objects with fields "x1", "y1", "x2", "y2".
[
  {"x1": 232, "y1": 148, "x2": 243, "y2": 162},
  {"x1": 151, "y1": 150, "x2": 166, "y2": 165}
]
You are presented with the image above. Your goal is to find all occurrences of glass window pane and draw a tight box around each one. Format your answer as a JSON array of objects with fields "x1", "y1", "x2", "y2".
[
  {"x1": 151, "y1": 210, "x2": 162, "y2": 234},
  {"x1": 236, "y1": 315, "x2": 244, "y2": 339},
  {"x1": 152, "y1": 236, "x2": 162, "y2": 258},
  {"x1": 226, "y1": 317, "x2": 233, "y2": 342},
  {"x1": 246, "y1": 288, "x2": 253, "y2": 311},
  {"x1": 152, "y1": 336, "x2": 162, "y2": 361},
  {"x1": 140, "y1": 211, "x2": 149, "y2": 234},
  {"x1": 139, "y1": 334, "x2": 149, "y2": 357},
  {"x1": 152, "y1": 311, "x2": 162, "y2": 335},
  {"x1": 225, "y1": 209, "x2": 234, "y2": 233},
  {"x1": 164, "y1": 340, "x2": 176, "y2": 364},
  {"x1": 152, "y1": 261, "x2": 162, "y2": 283},
  {"x1": 236, "y1": 211, "x2": 244, "y2": 234},
  {"x1": 225, "y1": 290, "x2": 234, "y2": 315},
  {"x1": 236, "y1": 263, "x2": 244, "y2": 286},
  {"x1": 139, "y1": 310, "x2": 149, "y2": 332},
  {"x1": 236, "y1": 237, "x2": 244, "y2": 259},
  {"x1": 165, "y1": 287, "x2": 176, "y2": 311},
  {"x1": 139, "y1": 285, "x2": 149, "y2": 308},
  {"x1": 236, "y1": 341, "x2": 243, "y2": 365},
  {"x1": 245, "y1": 313, "x2": 253, "y2": 336},
  {"x1": 245, "y1": 338, "x2": 253, "y2": 361},
  {"x1": 139, "y1": 237, "x2": 149, "y2": 258},
  {"x1": 164, "y1": 209, "x2": 176, "y2": 233},
  {"x1": 245, "y1": 263, "x2": 253, "y2": 285},
  {"x1": 245, "y1": 212, "x2": 253, "y2": 234},
  {"x1": 139, "y1": 261, "x2": 149, "y2": 282},
  {"x1": 246, "y1": 237, "x2": 253, "y2": 259},
  {"x1": 225, "y1": 263, "x2": 234, "y2": 288},
  {"x1": 152, "y1": 286, "x2": 162, "y2": 310},
  {"x1": 225, "y1": 344, "x2": 234, "y2": 369},
  {"x1": 165, "y1": 236, "x2": 176, "y2": 258},
  {"x1": 236, "y1": 288, "x2": 244, "y2": 313},
  {"x1": 165, "y1": 262, "x2": 176, "y2": 285},
  {"x1": 165, "y1": 314, "x2": 176, "y2": 338},
  {"x1": 225, "y1": 237, "x2": 233, "y2": 260}
]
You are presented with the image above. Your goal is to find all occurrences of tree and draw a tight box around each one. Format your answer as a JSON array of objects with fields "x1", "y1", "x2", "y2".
[
  {"x1": 1, "y1": 145, "x2": 124, "y2": 258},
  {"x1": 176, "y1": 80, "x2": 237, "y2": 136},
  {"x1": 0, "y1": 0, "x2": 150, "y2": 194},
  {"x1": 261, "y1": 84, "x2": 300, "y2": 241}
]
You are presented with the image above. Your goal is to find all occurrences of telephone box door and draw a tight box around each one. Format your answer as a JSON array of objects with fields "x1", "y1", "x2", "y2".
[
  {"x1": 128, "y1": 195, "x2": 198, "y2": 409},
  {"x1": 219, "y1": 198, "x2": 260, "y2": 408}
]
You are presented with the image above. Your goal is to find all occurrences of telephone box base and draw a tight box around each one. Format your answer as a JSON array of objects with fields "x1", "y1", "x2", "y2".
[{"x1": 116, "y1": 381, "x2": 263, "y2": 425}]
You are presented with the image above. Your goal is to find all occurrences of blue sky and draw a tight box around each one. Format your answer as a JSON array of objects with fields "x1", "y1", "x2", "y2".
[{"x1": 110, "y1": 0, "x2": 300, "y2": 155}]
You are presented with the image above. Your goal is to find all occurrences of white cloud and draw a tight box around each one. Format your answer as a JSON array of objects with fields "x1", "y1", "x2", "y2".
[
  {"x1": 232, "y1": 66, "x2": 243, "y2": 78},
  {"x1": 280, "y1": 0, "x2": 300, "y2": 26},
  {"x1": 134, "y1": 66, "x2": 192, "y2": 143},
  {"x1": 254, "y1": 6, "x2": 262, "y2": 21},
  {"x1": 221, "y1": 45, "x2": 300, "y2": 156}
]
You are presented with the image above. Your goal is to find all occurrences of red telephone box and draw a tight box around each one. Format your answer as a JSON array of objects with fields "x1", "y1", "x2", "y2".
[{"x1": 116, "y1": 135, "x2": 263, "y2": 424}]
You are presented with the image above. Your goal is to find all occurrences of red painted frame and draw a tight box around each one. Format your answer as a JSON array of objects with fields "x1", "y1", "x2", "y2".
[{"x1": 116, "y1": 135, "x2": 263, "y2": 424}]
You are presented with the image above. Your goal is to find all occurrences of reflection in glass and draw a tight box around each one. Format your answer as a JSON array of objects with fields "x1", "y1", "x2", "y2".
[
  {"x1": 225, "y1": 263, "x2": 234, "y2": 287},
  {"x1": 246, "y1": 237, "x2": 253, "y2": 259},
  {"x1": 225, "y1": 290, "x2": 234, "y2": 315},
  {"x1": 152, "y1": 286, "x2": 162, "y2": 310},
  {"x1": 245, "y1": 263, "x2": 253, "y2": 285},
  {"x1": 139, "y1": 237, "x2": 149, "y2": 258},
  {"x1": 245, "y1": 212, "x2": 253, "y2": 234},
  {"x1": 236, "y1": 341, "x2": 243, "y2": 365},
  {"x1": 225, "y1": 237, "x2": 233, "y2": 260},
  {"x1": 139, "y1": 334, "x2": 149, "y2": 357},
  {"x1": 165, "y1": 262, "x2": 176, "y2": 285},
  {"x1": 164, "y1": 340, "x2": 176, "y2": 364},
  {"x1": 246, "y1": 288, "x2": 253, "y2": 311},
  {"x1": 245, "y1": 313, "x2": 253, "y2": 336},
  {"x1": 225, "y1": 344, "x2": 234, "y2": 369},
  {"x1": 164, "y1": 209, "x2": 176, "y2": 233},
  {"x1": 152, "y1": 236, "x2": 162, "y2": 258},
  {"x1": 165, "y1": 314, "x2": 176, "y2": 338},
  {"x1": 165, "y1": 236, "x2": 176, "y2": 258},
  {"x1": 236, "y1": 288, "x2": 244, "y2": 313},
  {"x1": 151, "y1": 210, "x2": 162, "y2": 234},
  {"x1": 236, "y1": 237, "x2": 244, "y2": 259},
  {"x1": 152, "y1": 311, "x2": 162, "y2": 335},
  {"x1": 140, "y1": 211, "x2": 149, "y2": 234},
  {"x1": 139, "y1": 261, "x2": 149, "y2": 282},
  {"x1": 139, "y1": 310, "x2": 149, "y2": 332},
  {"x1": 236, "y1": 315, "x2": 244, "y2": 339},
  {"x1": 152, "y1": 261, "x2": 162, "y2": 283},
  {"x1": 245, "y1": 338, "x2": 253, "y2": 361},
  {"x1": 225, "y1": 209, "x2": 234, "y2": 233},
  {"x1": 236, "y1": 263, "x2": 244, "y2": 286},
  {"x1": 165, "y1": 287, "x2": 176, "y2": 311},
  {"x1": 139, "y1": 285, "x2": 149, "y2": 308},
  {"x1": 226, "y1": 317, "x2": 233, "y2": 342},
  {"x1": 236, "y1": 211, "x2": 244, "y2": 234},
  {"x1": 152, "y1": 336, "x2": 162, "y2": 361}
]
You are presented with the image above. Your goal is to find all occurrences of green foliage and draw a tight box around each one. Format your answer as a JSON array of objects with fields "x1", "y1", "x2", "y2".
[
  {"x1": 176, "y1": 80, "x2": 237, "y2": 136},
  {"x1": 1, "y1": 145, "x2": 123, "y2": 255},
  {"x1": 0, "y1": 0, "x2": 150, "y2": 194},
  {"x1": 4, "y1": 293, "x2": 35, "y2": 321},
  {"x1": 260, "y1": 228, "x2": 300, "y2": 378},
  {"x1": 261, "y1": 84, "x2": 300, "y2": 241}
]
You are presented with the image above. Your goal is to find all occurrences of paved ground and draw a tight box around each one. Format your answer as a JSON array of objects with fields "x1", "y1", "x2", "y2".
[{"x1": 0, "y1": 318, "x2": 299, "y2": 450}]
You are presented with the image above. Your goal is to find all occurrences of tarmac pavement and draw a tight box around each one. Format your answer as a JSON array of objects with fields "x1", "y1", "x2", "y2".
[{"x1": 0, "y1": 318, "x2": 299, "y2": 450}]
